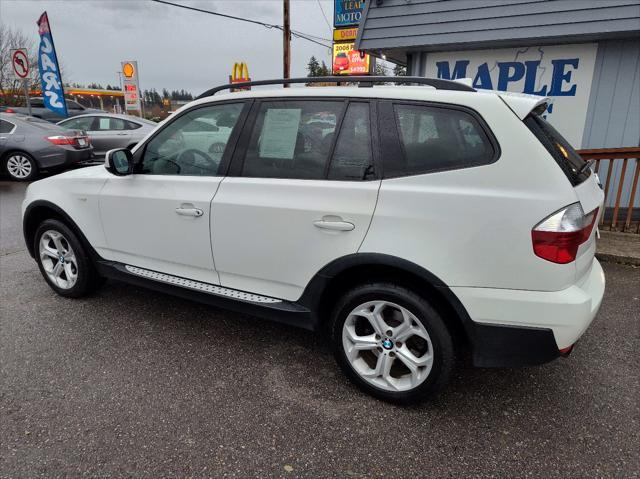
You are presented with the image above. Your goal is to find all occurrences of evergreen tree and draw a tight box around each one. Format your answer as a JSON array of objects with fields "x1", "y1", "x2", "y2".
[
  {"x1": 307, "y1": 56, "x2": 320, "y2": 77},
  {"x1": 319, "y1": 61, "x2": 330, "y2": 76},
  {"x1": 393, "y1": 64, "x2": 407, "y2": 76}
]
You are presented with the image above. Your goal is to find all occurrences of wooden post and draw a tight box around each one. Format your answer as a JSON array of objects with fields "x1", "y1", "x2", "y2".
[{"x1": 283, "y1": 0, "x2": 291, "y2": 86}]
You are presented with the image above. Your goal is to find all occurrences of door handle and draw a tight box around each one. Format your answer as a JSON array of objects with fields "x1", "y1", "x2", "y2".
[
  {"x1": 175, "y1": 207, "x2": 204, "y2": 217},
  {"x1": 116, "y1": 132, "x2": 128, "y2": 136},
  {"x1": 313, "y1": 218, "x2": 355, "y2": 231}
]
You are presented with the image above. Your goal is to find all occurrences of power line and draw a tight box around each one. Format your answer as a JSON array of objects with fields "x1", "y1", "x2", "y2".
[
  {"x1": 150, "y1": 0, "x2": 332, "y2": 49},
  {"x1": 316, "y1": 0, "x2": 332, "y2": 31}
]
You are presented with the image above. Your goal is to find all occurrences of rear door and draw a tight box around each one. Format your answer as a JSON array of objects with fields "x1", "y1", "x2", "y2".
[
  {"x1": 90, "y1": 116, "x2": 132, "y2": 155},
  {"x1": 211, "y1": 98, "x2": 380, "y2": 301}
]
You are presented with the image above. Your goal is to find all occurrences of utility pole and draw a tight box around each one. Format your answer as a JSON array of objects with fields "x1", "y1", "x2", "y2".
[{"x1": 283, "y1": 0, "x2": 291, "y2": 86}]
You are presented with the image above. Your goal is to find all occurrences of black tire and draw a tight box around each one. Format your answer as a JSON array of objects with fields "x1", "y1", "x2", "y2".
[
  {"x1": 330, "y1": 283, "x2": 454, "y2": 404},
  {"x1": 34, "y1": 219, "x2": 103, "y2": 298},
  {"x1": 3, "y1": 151, "x2": 38, "y2": 181}
]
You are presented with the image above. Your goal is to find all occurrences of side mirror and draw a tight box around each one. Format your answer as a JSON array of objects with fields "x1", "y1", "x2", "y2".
[{"x1": 105, "y1": 148, "x2": 133, "y2": 176}]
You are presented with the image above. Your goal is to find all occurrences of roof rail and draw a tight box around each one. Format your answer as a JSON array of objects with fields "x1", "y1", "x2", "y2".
[{"x1": 196, "y1": 76, "x2": 476, "y2": 99}]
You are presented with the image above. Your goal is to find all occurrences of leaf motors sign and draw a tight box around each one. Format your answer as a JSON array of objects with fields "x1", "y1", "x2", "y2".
[
  {"x1": 334, "y1": 0, "x2": 365, "y2": 27},
  {"x1": 425, "y1": 43, "x2": 598, "y2": 146}
]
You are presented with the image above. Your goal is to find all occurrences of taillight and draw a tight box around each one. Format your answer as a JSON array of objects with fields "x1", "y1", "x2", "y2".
[
  {"x1": 46, "y1": 135, "x2": 74, "y2": 145},
  {"x1": 45, "y1": 135, "x2": 89, "y2": 147},
  {"x1": 5, "y1": 108, "x2": 15, "y2": 113},
  {"x1": 531, "y1": 203, "x2": 598, "y2": 264}
]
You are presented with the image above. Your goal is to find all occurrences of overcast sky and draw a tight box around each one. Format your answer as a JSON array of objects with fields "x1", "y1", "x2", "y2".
[{"x1": 1, "y1": 0, "x2": 335, "y2": 94}]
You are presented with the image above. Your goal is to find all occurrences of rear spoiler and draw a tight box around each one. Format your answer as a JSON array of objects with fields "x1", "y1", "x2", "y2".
[{"x1": 496, "y1": 91, "x2": 549, "y2": 120}]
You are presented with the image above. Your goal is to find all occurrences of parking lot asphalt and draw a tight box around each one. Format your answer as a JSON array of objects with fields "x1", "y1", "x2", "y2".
[{"x1": 1, "y1": 178, "x2": 639, "y2": 478}]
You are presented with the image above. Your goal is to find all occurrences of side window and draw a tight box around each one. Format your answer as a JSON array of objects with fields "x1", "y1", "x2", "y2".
[
  {"x1": 94, "y1": 117, "x2": 126, "y2": 131},
  {"x1": 0, "y1": 119, "x2": 15, "y2": 133},
  {"x1": 110, "y1": 118, "x2": 127, "y2": 131},
  {"x1": 61, "y1": 117, "x2": 94, "y2": 131},
  {"x1": 328, "y1": 102, "x2": 373, "y2": 180},
  {"x1": 125, "y1": 120, "x2": 142, "y2": 130},
  {"x1": 241, "y1": 100, "x2": 341, "y2": 179},
  {"x1": 66, "y1": 100, "x2": 83, "y2": 110},
  {"x1": 388, "y1": 104, "x2": 495, "y2": 177},
  {"x1": 139, "y1": 102, "x2": 244, "y2": 176},
  {"x1": 29, "y1": 98, "x2": 44, "y2": 108}
]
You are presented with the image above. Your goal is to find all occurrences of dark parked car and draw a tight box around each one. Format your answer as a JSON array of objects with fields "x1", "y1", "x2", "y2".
[
  {"x1": 0, "y1": 113, "x2": 92, "y2": 181},
  {"x1": 0, "y1": 97, "x2": 104, "y2": 123}
]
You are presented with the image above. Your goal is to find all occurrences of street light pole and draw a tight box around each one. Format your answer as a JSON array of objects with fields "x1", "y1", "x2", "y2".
[{"x1": 283, "y1": 0, "x2": 290, "y2": 87}]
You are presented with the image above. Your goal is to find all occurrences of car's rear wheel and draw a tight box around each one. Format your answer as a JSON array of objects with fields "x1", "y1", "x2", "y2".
[
  {"x1": 4, "y1": 151, "x2": 38, "y2": 181},
  {"x1": 34, "y1": 219, "x2": 103, "y2": 297},
  {"x1": 330, "y1": 283, "x2": 454, "y2": 404}
]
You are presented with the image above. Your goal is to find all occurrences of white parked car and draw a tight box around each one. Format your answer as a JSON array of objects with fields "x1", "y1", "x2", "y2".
[
  {"x1": 57, "y1": 113, "x2": 157, "y2": 158},
  {"x1": 22, "y1": 77, "x2": 605, "y2": 403}
]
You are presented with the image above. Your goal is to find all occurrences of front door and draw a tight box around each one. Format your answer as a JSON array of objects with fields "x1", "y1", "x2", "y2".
[
  {"x1": 98, "y1": 101, "x2": 248, "y2": 284},
  {"x1": 211, "y1": 99, "x2": 380, "y2": 301}
]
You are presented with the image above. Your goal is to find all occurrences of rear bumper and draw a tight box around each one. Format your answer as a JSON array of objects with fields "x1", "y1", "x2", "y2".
[
  {"x1": 37, "y1": 146, "x2": 93, "y2": 169},
  {"x1": 453, "y1": 258, "x2": 605, "y2": 367}
]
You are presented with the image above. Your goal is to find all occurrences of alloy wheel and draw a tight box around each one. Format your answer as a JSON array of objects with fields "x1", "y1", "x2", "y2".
[
  {"x1": 342, "y1": 300, "x2": 434, "y2": 392},
  {"x1": 6, "y1": 154, "x2": 33, "y2": 179},
  {"x1": 38, "y1": 230, "x2": 79, "y2": 289}
]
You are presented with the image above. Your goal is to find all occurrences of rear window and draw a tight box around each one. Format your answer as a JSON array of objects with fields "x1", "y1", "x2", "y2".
[
  {"x1": 387, "y1": 104, "x2": 496, "y2": 177},
  {"x1": 0, "y1": 119, "x2": 15, "y2": 133},
  {"x1": 524, "y1": 114, "x2": 590, "y2": 186}
]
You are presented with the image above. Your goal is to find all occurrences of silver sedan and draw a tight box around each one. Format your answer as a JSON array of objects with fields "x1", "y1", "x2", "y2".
[{"x1": 57, "y1": 113, "x2": 157, "y2": 158}]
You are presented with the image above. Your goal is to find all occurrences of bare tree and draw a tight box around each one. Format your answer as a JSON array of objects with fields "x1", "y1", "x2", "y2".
[{"x1": 0, "y1": 23, "x2": 39, "y2": 106}]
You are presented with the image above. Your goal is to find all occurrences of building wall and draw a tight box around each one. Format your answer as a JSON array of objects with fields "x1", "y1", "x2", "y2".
[
  {"x1": 582, "y1": 39, "x2": 640, "y2": 149},
  {"x1": 358, "y1": 0, "x2": 640, "y2": 52},
  {"x1": 408, "y1": 39, "x2": 639, "y2": 208},
  {"x1": 582, "y1": 39, "x2": 640, "y2": 207}
]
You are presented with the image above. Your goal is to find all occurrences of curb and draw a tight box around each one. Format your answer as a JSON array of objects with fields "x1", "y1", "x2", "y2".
[{"x1": 595, "y1": 252, "x2": 640, "y2": 267}]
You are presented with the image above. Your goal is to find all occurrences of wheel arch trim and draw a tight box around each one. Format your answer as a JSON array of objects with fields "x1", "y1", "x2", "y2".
[
  {"x1": 298, "y1": 252, "x2": 474, "y2": 334},
  {"x1": 23, "y1": 200, "x2": 98, "y2": 260}
]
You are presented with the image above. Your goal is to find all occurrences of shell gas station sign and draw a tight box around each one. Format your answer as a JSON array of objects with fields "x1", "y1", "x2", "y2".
[{"x1": 121, "y1": 61, "x2": 141, "y2": 113}]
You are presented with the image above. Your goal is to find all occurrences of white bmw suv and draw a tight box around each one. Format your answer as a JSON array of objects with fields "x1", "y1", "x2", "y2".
[{"x1": 22, "y1": 77, "x2": 605, "y2": 403}]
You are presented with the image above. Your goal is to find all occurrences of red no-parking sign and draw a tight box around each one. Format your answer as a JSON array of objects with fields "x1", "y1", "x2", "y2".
[{"x1": 11, "y1": 49, "x2": 29, "y2": 79}]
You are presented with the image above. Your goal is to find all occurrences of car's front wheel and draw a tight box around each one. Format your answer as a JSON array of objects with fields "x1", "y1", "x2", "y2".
[
  {"x1": 331, "y1": 283, "x2": 454, "y2": 404},
  {"x1": 4, "y1": 151, "x2": 38, "y2": 181},
  {"x1": 34, "y1": 219, "x2": 103, "y2": 297}
]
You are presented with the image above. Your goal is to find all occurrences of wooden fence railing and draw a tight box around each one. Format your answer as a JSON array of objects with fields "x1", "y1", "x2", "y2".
[{"x1": 577, "y1": 147, "x2": 640, "y2": 233}]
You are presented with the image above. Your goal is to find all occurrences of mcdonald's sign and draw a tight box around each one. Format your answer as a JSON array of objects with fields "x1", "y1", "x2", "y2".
[{"x1": 230, "y1": 62, "x2": 250, "y2": 91}]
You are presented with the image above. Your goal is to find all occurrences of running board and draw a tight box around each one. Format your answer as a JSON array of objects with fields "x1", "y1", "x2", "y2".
[
  {"x1": 124, "y1": 265, "x2": 282, "y2": 304},
  {"x1": 94, "y1": 260, "x2": 315, "y2": 330}
]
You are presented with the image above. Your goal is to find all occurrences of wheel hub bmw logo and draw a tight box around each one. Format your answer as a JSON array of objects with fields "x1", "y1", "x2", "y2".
[
  {"x1": 59, "y1": 255, "x2": 65, "y2": 264},
  {"x1": 382, "y1": 338, "x2": 394, "y2": 350}
]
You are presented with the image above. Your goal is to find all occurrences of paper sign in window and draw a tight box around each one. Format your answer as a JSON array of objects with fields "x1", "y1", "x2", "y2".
[
  {"x1": 259, "y1": 108, "x2": 301, "y2": 159},
  {"x1": 99, "y1": 118, "x2": 110, "y2": 130}
]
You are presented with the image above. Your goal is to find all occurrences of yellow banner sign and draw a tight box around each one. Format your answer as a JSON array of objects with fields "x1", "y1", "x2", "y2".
[{"x1": 333, "y1": 27, "x2": 358, "y2": 42}]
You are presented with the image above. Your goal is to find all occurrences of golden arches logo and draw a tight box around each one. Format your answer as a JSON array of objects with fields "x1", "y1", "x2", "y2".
[{"x1": 232, "y1": 62, "x2": 249, "y2": 82}]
